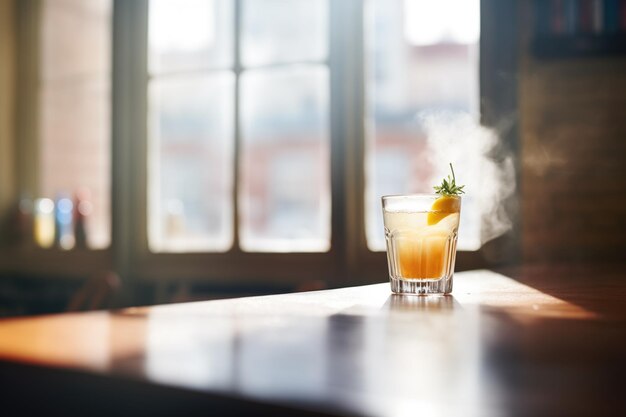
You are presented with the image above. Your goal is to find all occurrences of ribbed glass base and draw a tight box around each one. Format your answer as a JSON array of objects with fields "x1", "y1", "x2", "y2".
[{"x1": 389, "y1": 275, "x2": 453, "y2": 295}]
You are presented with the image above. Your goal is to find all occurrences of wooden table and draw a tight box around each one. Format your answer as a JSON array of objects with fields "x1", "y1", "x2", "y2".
[{"x1": 1, "y1": 265, "x2": 625, "y2": 416}]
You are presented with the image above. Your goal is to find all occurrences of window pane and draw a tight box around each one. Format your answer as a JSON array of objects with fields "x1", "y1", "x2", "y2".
[
  {"x1": 149, "y1": 74, "x2": 235, "y2": 252},
  {"x1": 242, "y1": 0, "x2": 328, "y2": 67},
  {"x1": 240, "y1": 66, "x2": 330, "y2": 252},
  {"x1": 148, "y1": 0, "x2": 233, "y2": 74},
  {"x1": 39, "y1": 0, "x2": 111, "y2": 249},
  {"x1": 365, "y1": 0, "x2": 481, "y2": 251}
]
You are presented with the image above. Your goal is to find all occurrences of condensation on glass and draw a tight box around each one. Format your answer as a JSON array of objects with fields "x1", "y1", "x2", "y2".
[
  {"x1": 365, "y1": 0, "x2": 481, "y2": 251},
  {"x1": 39, "y1": 0, "x2": 112, "y2": 249},
  {"x1": 148, "y1": 0, "x2": 330, "y2": 253}
]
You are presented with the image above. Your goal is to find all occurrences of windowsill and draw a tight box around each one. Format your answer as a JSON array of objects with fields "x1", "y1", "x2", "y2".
[
  {"x1": 0, "y1": 245, "x2": 112, "y2": 280},
  {"x1": 0, "y1": 233, "x2": 511, "y2": 287}
]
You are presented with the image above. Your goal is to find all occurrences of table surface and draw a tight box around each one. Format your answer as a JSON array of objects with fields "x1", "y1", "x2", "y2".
[{"x1": 1, "y1": 265, "x2": 626, "y2": 416}]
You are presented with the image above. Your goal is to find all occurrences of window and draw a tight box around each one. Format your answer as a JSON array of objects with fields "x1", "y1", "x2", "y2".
[
  {"x1": 147, "y1": 0, "x2": 481, "y2": 258},
  {"x1": 148, "y1": 0, "x2": 330, "y2": 254},
  {"x1": 7, "y1": 0, "x2": 488, "y2": 283},
  {"x1": 148, "y1": 0, "x2": 235, "y2": 253},
  {"x1": 135, "y1": 0, "x2": 485, "y2": 281},
  {"x1": 39, "y1": 0, "x2": 112, "y2": 249}
]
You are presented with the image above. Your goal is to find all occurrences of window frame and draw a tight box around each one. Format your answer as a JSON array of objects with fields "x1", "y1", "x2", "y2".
[
  {"x1": 0, "y1": 0, "x2": 16, "y2": 234},
  {"x1": 114, "y1": 0, "x2": 514, "y2": 289},
  {"x1": 3, "y1": 0, "x2": 520, "y2": 291},
  {"x1": 114, "y1": 0, "x2": 359, "y2": 287}
]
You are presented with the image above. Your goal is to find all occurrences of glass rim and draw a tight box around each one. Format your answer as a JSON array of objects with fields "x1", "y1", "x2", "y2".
[{"x1": 381, "y1": 193, "x2": 461, "y2": 201}]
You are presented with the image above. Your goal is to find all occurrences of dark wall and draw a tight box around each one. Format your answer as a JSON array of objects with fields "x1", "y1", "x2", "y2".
[{"x1": 520, "y1": 7, "x2": 626, "y2": 262}]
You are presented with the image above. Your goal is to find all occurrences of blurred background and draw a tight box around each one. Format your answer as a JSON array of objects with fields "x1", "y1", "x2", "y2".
[{"x1": 0, "y1": 0, "x2": 625, "y2": 316}]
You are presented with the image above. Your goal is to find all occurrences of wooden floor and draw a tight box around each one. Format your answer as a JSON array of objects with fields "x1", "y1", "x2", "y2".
[{"x1": 0, "y1": 264, "x2": 625, "y2": 416}]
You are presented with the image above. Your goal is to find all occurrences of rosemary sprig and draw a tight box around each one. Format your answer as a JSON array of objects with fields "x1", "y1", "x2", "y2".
[{"x1": 433, "y1": 163, "x2": 465, "y2": 196}]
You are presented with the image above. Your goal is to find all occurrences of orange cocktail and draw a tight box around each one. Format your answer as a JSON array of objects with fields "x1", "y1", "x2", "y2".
[{"x1": 382, "y1": 194, "x2": 461, "y2": 295}]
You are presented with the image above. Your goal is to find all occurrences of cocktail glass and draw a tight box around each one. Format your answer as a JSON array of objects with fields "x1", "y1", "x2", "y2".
[{"x1": 382, "y1": 194, "x2": 461, "y2": 295}]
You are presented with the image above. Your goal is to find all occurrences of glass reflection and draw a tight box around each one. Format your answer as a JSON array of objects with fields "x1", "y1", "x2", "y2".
[
  {"x1": 383, "y1": 294, "x2": 460, "y2": 313},
  {"x1": 141, "y1": 288, "x2": 489, "y2": 416}
]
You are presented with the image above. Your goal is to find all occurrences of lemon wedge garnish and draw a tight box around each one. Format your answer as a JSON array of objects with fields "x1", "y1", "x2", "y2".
[{"x1": 427, "y1": 195, "x2": 460, "y2": 225}]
